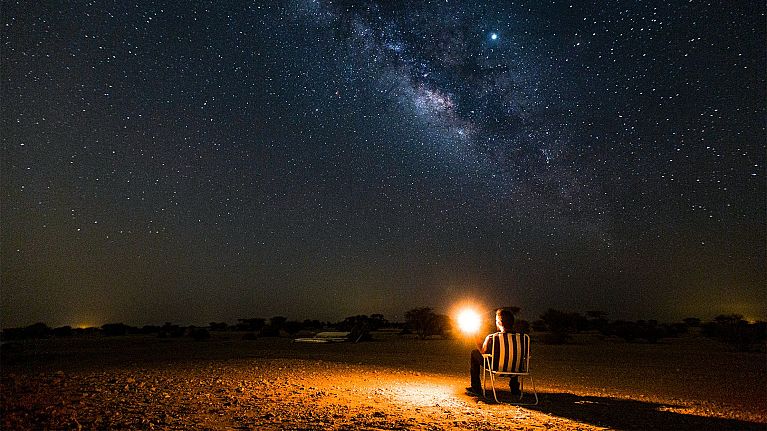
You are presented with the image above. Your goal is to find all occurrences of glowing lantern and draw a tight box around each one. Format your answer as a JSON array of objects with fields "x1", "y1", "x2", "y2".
[{"x1": 456, "y1": 308, "x2": 482, "y2": 335}]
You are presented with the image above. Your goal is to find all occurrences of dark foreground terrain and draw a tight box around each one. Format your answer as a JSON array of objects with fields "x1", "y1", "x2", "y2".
[{"x1": 1, "y1": 333, "x2": 765, "y2": 430}]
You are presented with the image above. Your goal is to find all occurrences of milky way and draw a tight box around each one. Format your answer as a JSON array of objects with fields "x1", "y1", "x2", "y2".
[{"x1": 2, "y1": 0, "x2": 764, "y2": 326}]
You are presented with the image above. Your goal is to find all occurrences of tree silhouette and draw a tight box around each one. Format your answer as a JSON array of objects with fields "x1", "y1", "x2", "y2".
[{"x1": 404, "y1": 307, "x2": 444, "y2": 339}]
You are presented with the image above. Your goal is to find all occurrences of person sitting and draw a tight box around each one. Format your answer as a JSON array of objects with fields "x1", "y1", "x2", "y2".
[{"x1": 468, "y1": 308, "x2": 521, "y2": 396}]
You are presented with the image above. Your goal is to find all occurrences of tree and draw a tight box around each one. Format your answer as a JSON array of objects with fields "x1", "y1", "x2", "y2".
[
  {"x1": 209, "y1": 322, "x2": 228, "y2": 331},
  {"x1": 102, "y1": 323, "x2": 129, "y2": 336},
  {"x1": 53, "y1": 326, "x2": 73, "y2": 337},
  {"x1": 269, "y1": 316, "x2": 287, "y2": 330},
  {"x1": 283, "y1": 320, "x2": 303, "y2": 335},
  {"x1": 25, "y1": 322, "x2": 52, "y2": 338},
  {"x1": 586, "y1": 310, "x2": 609, "y2": 332},
  {"x1": 703, "y1": 315, "x2": 766, "y2": 352},
  {"x1": 236, "y1": 318, "x2": 266, "y2": 332},
  {"x1": 682, "y1": 317, "x2": 701, "y2": 328},
  {"x1": 500, "y1": 306, "x2": 521, "y2": 316},
  {"x1": 369, "y1": 314, "x2": 389, "y2": 330},
  {"x1": 189, "y1": 326, "x2": 210, "y2": 341},
  {"x1": 159, "y1": 322, "x2": 184, "y2": 338},
  {"x1": 404, "y1": 307, "x2": 440, "y2": 339}
]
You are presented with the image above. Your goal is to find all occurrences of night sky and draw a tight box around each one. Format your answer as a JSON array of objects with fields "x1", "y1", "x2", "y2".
[{"x1": 2, "y1": 1, "x2": 765, "y2": 328}]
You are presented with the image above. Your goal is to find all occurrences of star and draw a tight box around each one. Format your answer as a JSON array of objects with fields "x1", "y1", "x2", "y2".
[{"x1": 490, "y1": 32, "x2": 498, "y2": 41}]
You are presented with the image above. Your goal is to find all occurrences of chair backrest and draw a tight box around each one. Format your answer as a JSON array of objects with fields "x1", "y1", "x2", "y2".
[{"x1": 489, "y1": 332, "x2": 530, "y2": 373}]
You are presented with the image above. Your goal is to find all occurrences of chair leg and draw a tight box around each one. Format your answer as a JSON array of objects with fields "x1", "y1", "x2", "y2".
[
  {"x1": 526, "y1": 375, "x2": 539, "y2": 405},
  {"x1": 490, "y1": 372, "x2": 500, "y2": 403},
  {"x1": 484, "y1": 374, "x2": 538, "y2": 406},
  {"x1": 481, "y1": 366, "x2": 487, "y2": 398}
]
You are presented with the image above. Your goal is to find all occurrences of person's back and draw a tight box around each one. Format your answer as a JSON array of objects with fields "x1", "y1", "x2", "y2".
[{"x1": 468, "y1": 308, "x2": 521, "y2": 395}]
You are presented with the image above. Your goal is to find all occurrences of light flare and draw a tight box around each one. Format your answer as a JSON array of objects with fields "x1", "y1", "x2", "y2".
[{"x1": 456, "y1": 308, "x2": 482, "y2": 334}]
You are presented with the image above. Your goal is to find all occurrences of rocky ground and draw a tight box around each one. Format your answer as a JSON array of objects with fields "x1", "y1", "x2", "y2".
[{"x1": 1, "y1": 334, "x2": 765, "y2": 430}]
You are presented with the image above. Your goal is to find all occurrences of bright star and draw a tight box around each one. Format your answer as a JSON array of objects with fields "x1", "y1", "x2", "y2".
[{"x1": 490, "y1": 32, "x2": 498, "y2": 40}]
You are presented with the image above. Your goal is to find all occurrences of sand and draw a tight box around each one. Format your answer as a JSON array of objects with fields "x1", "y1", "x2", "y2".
[{"x1": 1, "y1": 333, "x2": 765, "y2": 430}]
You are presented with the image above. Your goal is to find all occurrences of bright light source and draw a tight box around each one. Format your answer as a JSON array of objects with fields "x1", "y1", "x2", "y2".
[{"x1": 457, "y1": 309, "x2": 481, "y2": 334}]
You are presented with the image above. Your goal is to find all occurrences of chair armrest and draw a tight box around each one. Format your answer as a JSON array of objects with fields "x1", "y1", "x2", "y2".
[{"x1": 482, "y1": 353, "x2": 493, "y2": 368}]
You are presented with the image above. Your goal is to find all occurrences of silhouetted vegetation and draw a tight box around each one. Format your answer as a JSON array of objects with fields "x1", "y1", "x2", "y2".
[
  {"x1": 189, "y1": 327, "x2": 210, "y2": 341},
  {"x1": 534, "y1": 310, "x2": 702, "y2": 344},
  {"x1": 683, "y1": 317, "x2": 701, "y2": 327},
  {"x1": 2, "y1": 310, "x2": 763, "y2": 352},
  {"x1": 538, "y1": 309, "x2": 585, "y2": 344},
  {"x1": 255, "y1": 316, "x2": 287, "y2": 337},
  {"x1": 302, "y1": 319, "x2": 324, "y2": 330},
  {"x1": 586, "y1": 311, "x2": 609, "y2": 333},
  {"x1": 701, "y1": 314, "x2": 767, "y2": 352},
  {"x1": 1, "y1": 322, "x2": 52, "y2": 340},
  {"x1": 101, "y1": 323, "x2": 129, "y2": 336},
  {"x1": 404, "y1": 307, "x2": 451, "y2": 339},
  {"x1": 209, "y1": 322, "x2": 229, "y2": 331},
  {"x1": 52, "y1": 325, "x2": 73, "y2": 337},
  {"x1": 602, "y1": 320, "x2": 674, "y2": 343},
  {"x1": 236, "y1": 318, "x2": 266, "y2": 332},
  {"x1": 159, "y1": 323, "x2": 185, "y2": 338}
]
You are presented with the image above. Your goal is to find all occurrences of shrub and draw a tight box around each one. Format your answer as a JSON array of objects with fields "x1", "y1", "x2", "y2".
[
  {"x1": 259, "y1": 325, "x2": 280, "y2": 337},
  {"x1": 2, "y1": 323, "x2": 52, "y2": 340},
  {"x1": 236, "y1": 318, "x2": 266, "y2": 332},
  {"x1": 539, "y1": 309, "x2": 583, "y2": 344},
  {"x1": 189, "y1": 327, "x2": 210, "y2": 341},
  {"x1": 608, "y1": 320, "x2": 640, "y2": 342},
  {"x1": 703, "y1": 315, "x2": 767, "y2": 352},
  {"x1": 53, "y1": 326, "x2": 73, "y2": 337},
  {"x1": 102, "y1": 323, "x2": 129, "y2": 336},
  {"x1": 512, "y1": 319, "x2": 531, "y2": 334},
  {"x1": 404, "y1": 307, "x2": 448, "y2": 339},
  {"x1": 159, "y1": 323, "x2": 185, "y2": 338},
  {"x1": 209, "y1": 322, "x2": 228, "y2": 331}
]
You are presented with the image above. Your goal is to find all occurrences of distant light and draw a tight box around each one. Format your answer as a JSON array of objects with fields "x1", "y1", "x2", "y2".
[
  {"x1": 457, "y1": 309, "x2": 481, "y2": 334},
  {"x1": 490, "y1": 33, "x2": 498, "y2": 40}
]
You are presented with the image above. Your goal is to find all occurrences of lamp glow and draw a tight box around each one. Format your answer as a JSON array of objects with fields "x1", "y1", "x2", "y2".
[{"x1": 457, "y1": 309, "x2": 481, "y2": 334}]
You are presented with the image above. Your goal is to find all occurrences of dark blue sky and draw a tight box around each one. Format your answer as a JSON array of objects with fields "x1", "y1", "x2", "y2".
[{"x1": 2, "y1": 0, "x2": 764, "y2": 327}]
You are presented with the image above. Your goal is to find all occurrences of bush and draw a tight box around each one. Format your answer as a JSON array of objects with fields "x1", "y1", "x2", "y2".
[
  {"x1": 102, "y1": 323, "x2": 129, "y2": 336},
  {"x1": 283, "y1": 321, "x2": 303, "y2": 335},
  {"x1": 512, "y1": 319, "x2": 531, "y2": 334},
  {"x1": 404, "y1": 307, "x2": 449, "y2": 339},
  {"x1": 159, "y1": 323, "x2": 185, "y2": 338},
  {"x1": 53, "y1": 326, "x2": 73, "y2": 337},
  {"x1": 140, "y1": 325, "x2": 162, "y2": 334},
  {"x1": 703, "y1": 315, "x2": 767, "y2": 351},
  {"x1": 237, "y1": 318, "x2": 266, "y2": 332},
  {"x1": 189, "y1": 327, "x2": 210, "y2": 341},
  {"x1": 2, "y1": 323, "x2": 52, "y2": 340},
  {"x1": 539, "y1": 309, "x2": 583, "y2": 344},
  {"x1": 606, "y1": 320, "x2": 640, "y2": 342},
  {"x1": 259, "y1": 325, "x2": 280, "y2": 337},
  {"x1": 209, "y1": 322, "x2": 228, "y2": 331}
]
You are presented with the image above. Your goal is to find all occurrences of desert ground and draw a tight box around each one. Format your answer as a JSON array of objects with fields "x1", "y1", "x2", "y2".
[{"x1": 1, "y1": 332, "x2": 765, "y2": 430}]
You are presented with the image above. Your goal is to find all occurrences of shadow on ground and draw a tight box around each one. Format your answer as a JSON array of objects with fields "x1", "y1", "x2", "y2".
[{"x1": 512, "y1": 392, "x2": 765, "y2": 431}]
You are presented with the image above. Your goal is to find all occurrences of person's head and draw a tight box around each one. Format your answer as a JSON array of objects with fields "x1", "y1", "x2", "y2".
[{"x1": 495, "y1": 308, "x2": 514, "y2": 332}]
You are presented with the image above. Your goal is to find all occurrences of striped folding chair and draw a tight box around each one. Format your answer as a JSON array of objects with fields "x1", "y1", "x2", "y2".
[{"x1": 481, "y1": 332, "x2": 538, "y2": 404}]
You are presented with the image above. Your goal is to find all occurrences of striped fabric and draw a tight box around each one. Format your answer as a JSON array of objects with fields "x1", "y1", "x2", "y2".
[{"x1": 490, "y1": 332, "x2": 528, "y2": 373}]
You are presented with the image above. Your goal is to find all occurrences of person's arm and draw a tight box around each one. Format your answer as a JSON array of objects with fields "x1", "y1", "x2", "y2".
[{"x1": 479, "y1": 334, "x2": 491, "y2": 354}]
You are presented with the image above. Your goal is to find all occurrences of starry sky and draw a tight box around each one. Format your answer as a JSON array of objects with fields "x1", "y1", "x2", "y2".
[{"x1": 2, "y1": 0, "x2": 765, "y2": 328}]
